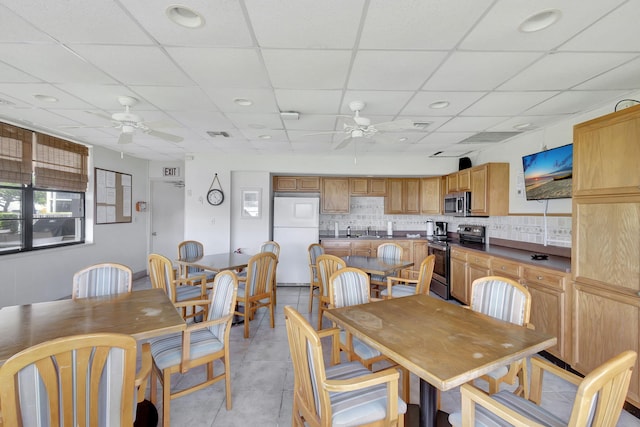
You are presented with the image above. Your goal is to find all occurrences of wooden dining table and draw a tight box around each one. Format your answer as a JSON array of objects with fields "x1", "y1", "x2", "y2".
[
  {"x1": 324, "y1": 294, "x2": 557, "y2": 427},
  {"x1": 0, "y1": 288, "x2": 186, "y2": 365},
  {"x1": 341, "y1": 255, "x2": 414, "y2": 276},
  {"x1": 175, "y1": 251, "x2": 252, "y2": 273}
]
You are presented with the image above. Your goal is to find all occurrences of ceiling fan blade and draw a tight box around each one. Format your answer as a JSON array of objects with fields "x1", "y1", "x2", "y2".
[
  {"x1": 118, "y1": 132, "x2": 133, "y2": 145},
  {"x1": 145, "y1": 129, "x2": 184, "y2": 143},
  {"x1": 302, "y1": 130, "x2": 344, "y2": 137},
  {"x1": 333, "y1": 136, "x2": 353, "y2": 150},
  {"x1": 85, "y1": 110, "x2": 115, "y2": 121},
  {"x1": 372, "y1": 119, "x2": 416, "y2": 131},
  {"x1": 59, "y1": 124, "x2": 114, "y2": 129}
]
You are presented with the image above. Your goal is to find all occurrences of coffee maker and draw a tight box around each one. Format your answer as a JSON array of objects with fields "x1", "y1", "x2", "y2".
[{"x1": 434, "y1": 221, "x2": 448, "y2": 238}]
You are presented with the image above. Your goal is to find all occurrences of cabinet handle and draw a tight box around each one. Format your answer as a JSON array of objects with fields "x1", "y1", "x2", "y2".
[
  {"x1": 537, "y1": 276, "x2": 543, "y2": 280},
  {"x1": 501, "y1": 266, "x2": 506, "y2": 270}
]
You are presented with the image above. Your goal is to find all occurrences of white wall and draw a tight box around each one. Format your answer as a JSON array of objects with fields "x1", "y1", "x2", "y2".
[{"x1": 0, "y1": 146, "x2": 150, "y2": 307}]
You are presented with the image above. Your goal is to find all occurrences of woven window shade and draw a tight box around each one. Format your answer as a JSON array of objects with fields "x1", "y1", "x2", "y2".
[
  {"x1": 34, "y1": 133, "x2": 88, "y2": 192},
  {"x1": 0, "y1": 123, "x2": 33, "y2": 186}
]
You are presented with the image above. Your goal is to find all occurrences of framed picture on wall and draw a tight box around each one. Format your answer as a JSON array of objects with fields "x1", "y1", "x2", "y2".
[{"x1": 241, "y1": 188, "x2": 261, "y2": 218}]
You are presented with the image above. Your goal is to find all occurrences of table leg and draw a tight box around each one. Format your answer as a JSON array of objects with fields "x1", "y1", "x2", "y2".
[{"x1": 418, "y1": 378, "x2": 451, "y2": 427}]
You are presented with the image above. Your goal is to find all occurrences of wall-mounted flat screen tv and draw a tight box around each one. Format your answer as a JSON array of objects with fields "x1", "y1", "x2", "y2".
[{"x1": 522, "y1": 143, "x2": 573, "y2": 200}]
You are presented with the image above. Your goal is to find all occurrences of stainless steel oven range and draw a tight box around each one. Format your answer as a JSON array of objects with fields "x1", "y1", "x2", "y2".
[{"x1": 427, "y1": 238, "x2": 450, "y2": 300}]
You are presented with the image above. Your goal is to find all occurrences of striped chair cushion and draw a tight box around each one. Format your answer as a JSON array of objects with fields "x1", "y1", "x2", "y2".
[
  {"x1": 380, "y1": 284, "x2": 415, "y2": 298},
  {"x1": 339, "y1": 331, "x2": 382, "y2": 360},
  {"x1": 74, "y1": 266, "x2": 131, "y2": 298},
  {"x1": 331, "y1": 271, "x2": 369, "y2": 308},
  {"x1": 175, "y1": 284, "x2": 203, "y2": 302},
  {"x1": 471, "y1": 279, "x2": 527, "y2": 326},
  {"x1": 207, "y1": 273, "x2": 236, "y2": 339},
  {"x1": 325, "y1": 361, "x2": 407, "y2": 427},
  {"x1": 149, "y1": 329, "x2": 223, "y2": 370},
  {"x1": 448, "y1": 390, "x2": 566, "y2": 427}
]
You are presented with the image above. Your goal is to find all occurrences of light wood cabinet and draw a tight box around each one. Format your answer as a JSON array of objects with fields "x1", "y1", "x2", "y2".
[
  {"x1": 321, "y1": 178, "x2": 350, "y2": 213},
  {"x1": 350, "y1": 177, "x2": 387, "y2": 196},
  {"x1": 420, "y1": 177, "x2": 441, "y2": 214},
  {"x1": 385, "y1": 178, "x2": 420, "y2": 214},
  {"x1": 320, "y1": 241, "x2": 351, "y2": 257},
  {"x1": 490, "y1": 258, "x2": 521, "y2": 282},
  {"x1": 351, "y1": 240, "x2": 376, "y2": 257},
  {"x1": 273, "y1": 176, "x2": 320, "y2": 192},
  {"x1": 469, "y1": 163, "x2": 509, "y2": 216},
  {"x1": 572, "y1": 105, "x2": 640, "y2": 406},
  {"x1": 446, "y1": 173, "x2": 458, "y2": 193},
  {"x1": 446, "y1": 169, "x2": 471, "y2": 193},
  {"x1": 467, "y1": 252, "x2": 491, "y2": 294},
  {"x1": 450, "y1": 247, "x2": 469, "y2": 304}
]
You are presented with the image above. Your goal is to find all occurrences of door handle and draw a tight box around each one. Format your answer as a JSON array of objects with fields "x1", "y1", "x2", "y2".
[{"x1": 152, "y1": 232, "x2": 157, "y2": 236}]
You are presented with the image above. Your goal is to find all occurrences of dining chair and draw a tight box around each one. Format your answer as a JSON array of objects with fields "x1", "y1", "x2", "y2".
[
  {"x1": 381, "y1": 254, "x2": 435, "y2": 299},
  {"x1": 307, "y1": 243, "x2": 324, "y2": 313},
  {"x1": 0, "y1": 332, "x2": 151, "y2": 427},
  {"x1": 449, "y1": 350, "x2": 637, "y2": 427},
  {"x1": 284, "y1": 305, "x2": 407, "y2": 427},
  {"x1": 328, "y1": 267, "x2": 410, "y2": 402},
  {"x1": 316, "y1": 253, "x2": 346, "y2": 330},
  {"x1": 148, "y1": 253, "x2": 208, "y2": 321},
  {"x1": 259, "y1": 240, "x2": 280, "y2": 305},
  {"x1": 177, "y1": 240, "x2": 216, "y2": 285},
  {"x1": 370, "y1": 242, "x2": 404, "y2": 297},
  {"x1": 235, "y1": 251, "x2": 277, "y2": 339},
  {"x1": 72, "y1": 262, "x2": 133, "y2": 299},
  {"x1": 148, "y1": 270, "x2": 238, "y2": 427},
  {"x1": 470, "y1": 276, "x2": 533, "y2": 397}
]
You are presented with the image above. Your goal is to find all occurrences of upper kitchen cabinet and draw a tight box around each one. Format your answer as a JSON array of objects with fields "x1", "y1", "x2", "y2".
[
  {"x1": 469, "y1": 163, "x2": 509, "y2": 216},
  {"x1": 385, "y1": 178, "x2": 420, "y2": 214},
  {"x1": 420, "y1": 177, "x2": 441, "y2": 214},
  {"x1": 321, "y1": 177, "x2": 350, "y2": 213},
  {"x1": 446, "y1": 169, "x2": 471, "y2": 193},
  {"x1": 350, "y1": 177, "x2": 387, "y2": 196},
  {"x1": 274, "y1": 176, "x2": 320, "y2": 192}
]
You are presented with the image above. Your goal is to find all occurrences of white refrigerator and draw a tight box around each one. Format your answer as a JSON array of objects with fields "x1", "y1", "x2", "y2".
[{"x1": 273, "y1": 197, "x2": 320, "y2": 284}]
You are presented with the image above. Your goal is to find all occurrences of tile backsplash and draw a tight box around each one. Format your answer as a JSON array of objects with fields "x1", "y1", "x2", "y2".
[{"x1": 320, "y1": 197, "x2": 572, "y2": 248}]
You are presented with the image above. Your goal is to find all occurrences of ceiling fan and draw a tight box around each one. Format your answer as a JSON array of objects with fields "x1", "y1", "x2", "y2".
[
  {"x1": 68, "y1": 96, "x2": 184, "y2": 145},
  {"x1": 325, "y1": 101, "x2": 416, "y2": 150}
]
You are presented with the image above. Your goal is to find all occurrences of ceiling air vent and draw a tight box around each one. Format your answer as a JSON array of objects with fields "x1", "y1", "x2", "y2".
[
  {"x1": 458, "y1": 131, "x2": 522, "y2": 144},
  {"x1": 412, "y1": 122, "x2": 432, "y2": 129},
  {"x1": 429, "y1": 150, "x2": 473, "y2": 158},
  {"x1": 206, "y1": 131, "x2": 230, "y2": 138}
]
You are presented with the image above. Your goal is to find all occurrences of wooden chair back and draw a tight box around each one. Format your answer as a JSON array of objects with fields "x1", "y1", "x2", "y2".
[
  {"x1": 177, "y1": 240, "x2": 204, "y2": 277},
  {"x1": 328, "y1": 267, "x2": 371, "y2": 309},
  {"x1": 377, "y1": 242, "x2": 403, "y2": 260},
  {"x1": 414, "y1": 254, "x2": 435, "y2": 295},
  {"x1": 260, "y1": 240, "x2": 280, "y2": 257},
  {"x1": 317, "y1": 254, "x2": 346, "y2": 299},
  {"x1": 244, "y1": 251, "x2": 278, "y2": 297},
  {"x1": 470, "y1": 276, "x2": 531, "y2": 326},
  {"x1": 72, "y1": 262, "x2": 132, "y2": 299},
  {"x1": 307, "y1": 243, "x2": 325, "y2": 312},
  {"x1": 0, "y1": 333, "x2": 138, "y2": 427},
  {"x1": 148, "y1": 253, "x2": 176, "y2": 300}
]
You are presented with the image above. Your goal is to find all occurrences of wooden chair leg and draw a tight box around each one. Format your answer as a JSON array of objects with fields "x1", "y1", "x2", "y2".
[
  {"x1": 308, "y1": 285, "x2": 314, "y2": 313},
  {"x1": 317, "y1": 304, "x2": 324, "y2": 330},
  {"x1": 162, "y1": 369, "x2": 171, "y2": 427}
]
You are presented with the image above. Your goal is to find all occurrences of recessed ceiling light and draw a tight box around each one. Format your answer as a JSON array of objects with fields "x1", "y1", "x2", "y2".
[
  {"x1": 399, "y1": 137, "x2": 408, "y2": 142},
  {"x1": 166, "y1": 5, "x2": 205, "y2": 29},
  {"x1": 33, "y1": 94, "x2": 58, "y2": 103},
  {"x1": 233, "y1": 98, "x2": 253, "y2": 106},
  {"x1": 519, "y1": 9, "x2": 561, "y2": 33},
  {"x1": 429, "y1": 101, "x2": 449, "y2": 109},
  {"x1": 514, "y1": 122, "x2": 534, "y2": 130},
  {"x1": 258, "y1": 135, "x2": 272, "y2": 140}
]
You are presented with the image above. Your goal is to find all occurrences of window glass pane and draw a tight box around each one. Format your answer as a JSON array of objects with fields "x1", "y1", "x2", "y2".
[
  {"x1": 0, "y1": 187, "x2": 23, "y2": 251},
  {"x1": 33, "y1": 190, "x2": 84, "y2": 247}
]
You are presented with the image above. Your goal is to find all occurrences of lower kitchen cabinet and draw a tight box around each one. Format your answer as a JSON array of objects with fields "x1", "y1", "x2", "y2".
[
  {"x1": 450, "y1": 247, "x2": 468, "y2": 304},
  {"x1": 321, "y1": 241, "x2": 350, "y2": 257},
  {"x1": 467, "y1": 252, "x2": 491, "y2": 291}
]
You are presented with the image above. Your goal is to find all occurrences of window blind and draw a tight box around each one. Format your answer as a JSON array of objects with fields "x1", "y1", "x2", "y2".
[
  {"x1": 34, "y1": 133, "x2": 88, "y2": 192},
  {"x1": 0, "y1": 123, "x2": 32, "y2": 186}
]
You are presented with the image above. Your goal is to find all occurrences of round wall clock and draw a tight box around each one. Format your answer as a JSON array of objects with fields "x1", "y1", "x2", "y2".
[{"x1": 207, "y1": 188, "x2": 224, "y2": 206}]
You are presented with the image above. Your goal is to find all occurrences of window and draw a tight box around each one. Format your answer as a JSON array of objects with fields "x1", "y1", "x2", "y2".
[{"x1": 0, "y1": 122, "x2": 87, "y2": 254}]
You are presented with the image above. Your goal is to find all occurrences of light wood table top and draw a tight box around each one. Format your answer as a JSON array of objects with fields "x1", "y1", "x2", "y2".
[
  {"x1": 0, "y1": 288, "x2": 186, "y2": 365},
  {"x1": 325, "y1": 294, "x2": 556, "y2": 391},
  {"x1": 342, "y1": 255, "x2": 414, "y2": 276},
  {"x1": 176, "y1": 252, "x2": 252, "y2": 273}
]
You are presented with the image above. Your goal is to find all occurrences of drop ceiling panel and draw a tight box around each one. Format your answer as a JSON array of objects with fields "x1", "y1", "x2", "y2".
[
  {"x1": 129, "y1": 86, "x2": 218, "y2": 111},
  {"x1": 500, "y1": 52, "x2": 637, "y2": 91},
  {"x1": 226, "y1": 113, "x2": 283, "y2": 130},
  {"x1": 0, "y1": 3, "x2": 53, "y2": 42},
  {"x1": 123, "y1": 0, "x2": 253, "y2": 47},
  {"x1": 402, "y1": 92, "x2": 487, "y2": 116},
  {"x1": 423, "y1": 52, "x2": 543, "y2": 91},
  {"x1": 575, "y1": 57, "x2": 640, "y2": 90},
  {"x1": 488, "y1": 115, "x2": 565, "y2": 132},
  {"x1": 245, "y1": 0, "x2": 363, "y2": 48},
  {"x1": 0, "y1": 62, "x2": 41, "y2": 83},
  {"x1": 283, "y1": 115, "x2": 336, "y2": 131},
  {"x1": 167, "y1": 111, "x2": 234, "y2": 131},
  {"x1": 204, "y1": 88, "x2": 278, "y2": 113},
  {"x1": 437, "y1": 116, "x2": 509, "y2": 132},
  {"x1": 73, "y1": 45, "x2": 191, "y2": 86},
  {"x1": 53, "y1": 84, "x2": 140, "y2": 110},
  {"x1": 525, "y1": 90, "x2": 627, "y2": 115},
  {"x1": 340, "y1": 91, "x2": 414, "y2": 115},
  {"x1": 462, "y1": 91, "x2": 558, "y2": 116},
  {"x1": 0, "y1": 83, "x2": 94, "y2": 109},
  {"x1": 460, "y1": 1, "x2": 626, "y2": 51},
  {"x1": 360, "y1": 0, "x2": 493, "y2": 50},
  {"x1": 274, "y1": 90, "x2": 342, "y2": 114},
  {"x1": 348, "y1": 51, "x2": 448, "y2": 90},
  {"x1": 262, "y1": 50, "x2": 352, "y2": 89}
]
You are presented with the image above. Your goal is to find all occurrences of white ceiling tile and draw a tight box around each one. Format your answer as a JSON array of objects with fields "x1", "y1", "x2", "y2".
[
  {"x1": 402, "y1": 92, "x2": 487, "y2": 116},
  {"x1": 129, "y1": 86, "x2": 218, "y2": 111},
  {"x1": 340, "y1": 91, "x2": 414, "y2": 115},
  {"x1": 0, "y1": 83, "x2": 94, "y2": 109},
  {"x1": 204, "y1": 88, "x2": 278, "y2": 113},
  {"x1": 348, "y1": 51, "x2": 448, "y2": 90},
  {"x1": 525, "y1": 90, "x2": 627, "y2": 115},
  {"x1": 0, "y1": 4, "x2": 52, "y2": 42},
  {"x1": 53, "y1": 84, "x2": 142, "y2": 110},
  {"x1": 274, "y1": 90, "x2": 343, "y2": 114},
  {"x1": 488, "y1": 115, "x2": 567, "y2": 132},
  {"x1": 245, "y1": 0, "x2": 364, "y2": 48},
  {"x1": 73, "y1": 45, "x2": 191, "y2": 86},
  {"x1": 226, "y1": 113, "x2": 283, "y2": 130},
  {"x1": 361, "y1": 0, "x2": 493, "y2": 49},
  {"x1": 423, "y1": 52, "x2": 543, "y2": 91},
  {"x1": 418, "y1": 132, "x2": 477, "y2": 146},
  {"x1": 0, "y1": 44, "x2": 115, "y2": 84},
  {"x1": 239, "y1": 129, "x2": 288, "y2": 140},
  {"x1": 168, "y1": 47, "x2": 270, "y2": 89},
  {"x1": 575, "y1": 57, "x2": 640, "y2": 91},
  {"x1": 122, "y1": 0, "x2": 253, "y2": 47},
  {"x1": 166, "y1": 111, "x2": 234, "y2": 131},
  {"x1": 437, "y1": 116, "x2": 509, "y2": 132},
  {"x1": 462, "y1": 91, "x2": 559, "y2": 116},
  {"x1": 283, "y1": 115, "x2": 337, "y2": 131},
  {"x1": 288, "y1": 130, "x2": 337, "y2": 143},
  {"x1": 460, "y1": 1, "x2": 626, "y2": 51},
  {"x1": 397, "y1": 116, "x2": 453, "y2": 132},
  {"x1": 0, "y1": 62, "x2": 41, "y2": 83},
  {"x1": 500, "y1": 52, "x2": 637, "y2": 91},
  {"x1": 263, "y1": 50, "x2": 352, "y2": 89},
  {"x1": 3, "y1": 0, "x2": 153, "y2": 44}
]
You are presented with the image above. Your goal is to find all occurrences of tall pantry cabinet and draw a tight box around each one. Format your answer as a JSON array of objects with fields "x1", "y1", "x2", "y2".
[{"x1": 572, "y1": 104, "x2": 640, "y2": 406}]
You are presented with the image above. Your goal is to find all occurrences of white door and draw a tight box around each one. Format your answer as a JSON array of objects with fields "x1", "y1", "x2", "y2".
[{"x1": 151, "y1": 180, "x2": 184, "y2": 259}]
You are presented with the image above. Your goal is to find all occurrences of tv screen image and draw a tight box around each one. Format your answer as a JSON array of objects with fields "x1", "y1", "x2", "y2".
[{"x1": 522, "y1": 143, "x2": 573, "y2": 200}]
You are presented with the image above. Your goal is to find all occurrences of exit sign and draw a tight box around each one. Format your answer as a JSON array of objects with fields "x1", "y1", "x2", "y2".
[{"x1": 163, "y1": 167, "x2": 180, "y2": 177}]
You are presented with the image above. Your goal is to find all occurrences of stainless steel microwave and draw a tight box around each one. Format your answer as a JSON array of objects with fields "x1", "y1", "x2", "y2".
[{"x1": 443, "y1": 191, "x2": 471, "y2": 216}]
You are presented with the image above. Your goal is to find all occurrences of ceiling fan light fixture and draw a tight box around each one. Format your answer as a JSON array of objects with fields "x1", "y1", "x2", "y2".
[
  {"x1": 121, "y1": 125, "x2": 135, "y2": 134},
  {"x1": 166, "y1": 5, "x2": 205, "y2": 29},
  {"x1": 33, "y1": 94, "x2": 58, "y2": 103},
  {"x1": 519, "y1": 9, "x2": 561, "y2": 33},
  {"x1": 429, "y1": 101, "x2": 449, "y2": 109},
  {"x1": 351, "y1": 129, "x2": 364, "y2": 138},
  {"x1": 233, "y1": 98, "x2": 253, "y2": 106}
]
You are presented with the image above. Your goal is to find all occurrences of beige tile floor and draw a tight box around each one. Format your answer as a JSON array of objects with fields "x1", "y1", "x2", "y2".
[{"x1": 134, "y1": 278, "x2": 640, "y2": 426}]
